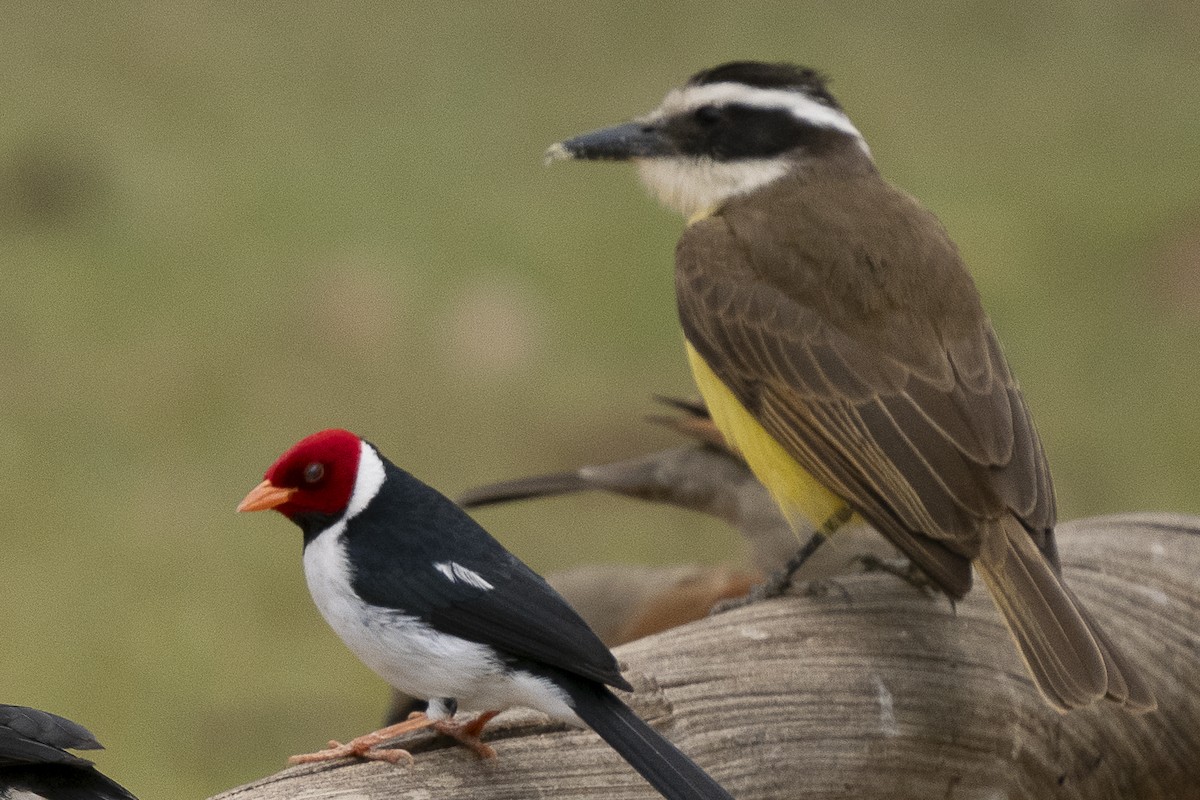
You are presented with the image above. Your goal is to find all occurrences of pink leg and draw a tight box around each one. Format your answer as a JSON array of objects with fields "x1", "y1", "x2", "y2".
[
  {"x1": 288, "y1": 711, "x2": 436, "y2": 765},
  {"x1": 432, "y1": 710, "x2": 501, "y2": 760}
]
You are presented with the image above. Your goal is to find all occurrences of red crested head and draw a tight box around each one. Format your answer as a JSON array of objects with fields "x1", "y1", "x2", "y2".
[{"x1": 238, "y1": 429, "x2": 363, "y2": 520}]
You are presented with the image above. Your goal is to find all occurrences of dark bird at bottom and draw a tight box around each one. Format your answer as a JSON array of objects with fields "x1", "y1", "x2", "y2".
[
  {"x1": 238, "y1": 428, "x2": 736, "y2": 800},
  {"x1": 0, "y1": 705, "x2": 137, "y2": 800}
]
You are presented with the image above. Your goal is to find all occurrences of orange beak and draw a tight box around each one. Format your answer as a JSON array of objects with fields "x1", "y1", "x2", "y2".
[{"x1": 237, "y1": 480, "x2": 297, "y2": 513}]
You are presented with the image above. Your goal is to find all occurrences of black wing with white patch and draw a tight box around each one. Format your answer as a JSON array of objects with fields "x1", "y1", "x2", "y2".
[{"x1": 344, "y1": 464, "x2": 631, "y2": 691}]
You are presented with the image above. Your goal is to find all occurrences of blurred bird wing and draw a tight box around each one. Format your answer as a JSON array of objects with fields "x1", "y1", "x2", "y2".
[{"x1": 457, "y1": 471, "x2": 592, "y2": 508}]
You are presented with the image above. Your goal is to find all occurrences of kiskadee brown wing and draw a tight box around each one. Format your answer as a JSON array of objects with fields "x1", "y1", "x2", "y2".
[
  {"x1": 676, "y1": 212, "x2": 1054, "y2": 575},
  {"x1": 752, "y1": 385, "x2": 975, "y2": 595}
]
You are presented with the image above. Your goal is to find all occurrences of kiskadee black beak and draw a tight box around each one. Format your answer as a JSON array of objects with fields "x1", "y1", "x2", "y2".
[{"x1": 545, "y1": 121, "x2": 674, "y2": 164}]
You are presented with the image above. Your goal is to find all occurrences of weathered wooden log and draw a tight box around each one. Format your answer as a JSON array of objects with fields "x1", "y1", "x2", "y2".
[{"x1": 209, "y1": 513, "x2": 1200, "y2": 800}]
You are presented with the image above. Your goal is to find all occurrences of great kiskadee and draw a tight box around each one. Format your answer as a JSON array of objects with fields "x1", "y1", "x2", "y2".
[{"x1": 546, "y1": 61, "x2": 1154, "y2": 712}]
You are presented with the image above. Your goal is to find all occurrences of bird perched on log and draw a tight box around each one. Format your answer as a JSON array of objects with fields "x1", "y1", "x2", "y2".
[
  {"x1": 547, "y1": 60, "x2": 1154, "y2": 712},
  {"x1": 238, "y1": 429, "x2": 736, "y2": 800},
  {"x1": 0, "y1": 704, "x2": 137, "y2": 800}
]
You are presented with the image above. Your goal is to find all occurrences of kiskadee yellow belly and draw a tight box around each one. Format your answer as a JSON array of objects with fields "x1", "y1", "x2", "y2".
[{"x1": 547, "y1": 60, "x2": 1154, "y2": 713}]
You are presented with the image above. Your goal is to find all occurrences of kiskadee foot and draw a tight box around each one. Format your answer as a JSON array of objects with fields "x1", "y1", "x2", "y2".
[
  {"x1": 858, "y1": 554, "x2": 940, "y2": 597},
  {"x1": 713, "y1": 531, "x2": 829, "y2": 612}
]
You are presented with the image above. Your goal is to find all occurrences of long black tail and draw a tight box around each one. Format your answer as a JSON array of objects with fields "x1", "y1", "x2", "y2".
[{"x1": 561, "y1": 676, "x2": 734, "y2": 800}]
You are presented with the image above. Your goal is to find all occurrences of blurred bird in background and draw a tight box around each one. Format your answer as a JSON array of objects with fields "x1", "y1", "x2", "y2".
[
  {"x1": 460, "y1": 396, "x2": 896, "y2": 579},
  {"x1": 391, "y1": 396, "x2": 900, "y2": 724}
]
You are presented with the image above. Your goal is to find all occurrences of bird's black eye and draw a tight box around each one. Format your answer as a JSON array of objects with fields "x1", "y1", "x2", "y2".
[
  {"x1": 303, "y1": 462, "x2": 325, "y2": 484},
  {"x1": 693, "y1": 105, "x2": 722, "y2": 125}
]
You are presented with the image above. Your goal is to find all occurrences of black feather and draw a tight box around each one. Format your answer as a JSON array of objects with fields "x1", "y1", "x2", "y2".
[
  {"x1": 1, "y1": 765, "x2": 139, "y2": 800},
  {"x1": 688, "y1": 61, "x2": 838, "y2": 107},
  {"x1": 0, "y1": 706, "x2": 99, "y2": 769},
  {"x1": 558, "y1": 674, "x2": 734, "y2": 800},
  {"x1": 0, "y1": 706, "x2": 137, "y2": 799},
  {"x1": 662, "y1": 103, "x2": 847, "y2": 162}
]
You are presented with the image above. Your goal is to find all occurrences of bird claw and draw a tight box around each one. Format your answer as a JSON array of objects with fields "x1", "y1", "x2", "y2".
[
  {"x1": 285, "y1": 710, "x2": 501, "y2": 766},
  {"x1": 288, "y1": 738, "x2": 416, "y2": 766},
  {"x1": 857, "y1": 555, "x2": 940, "y2": 598},
  {"x1": 287, "y1": 714, "x2": 437, "y2": 766},
  {"x1": 712, "y1": 533, "x2": 830, "y2": 613},
  {"x1": 431, "y1": 711, "x2": 500, "y2": 760},
  {"x1": 710, "y1": 568, "x2": 794, "y2": 613},
  {"x1": 287, "y1": 741, "x2": 357, "y2": 765},
  {"x1": 447, "y1": 735, "x2": 496, "y2": 760},
  {"x1": 361, "y1": 747, "x2": 416, "y2": 765}
]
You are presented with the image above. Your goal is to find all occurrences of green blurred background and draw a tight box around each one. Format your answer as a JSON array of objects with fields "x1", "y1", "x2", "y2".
[{"x1": 2, "y1": 2, "x2": 1198, "y2": 797}]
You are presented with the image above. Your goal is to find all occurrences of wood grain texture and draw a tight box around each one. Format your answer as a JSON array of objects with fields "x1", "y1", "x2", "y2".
[{"x1": 210, "y1": 513, "x2": 1200, "y2": 800}]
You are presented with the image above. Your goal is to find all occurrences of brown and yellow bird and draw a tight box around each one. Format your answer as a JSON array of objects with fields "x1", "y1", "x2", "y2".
[{"x1": 547, "y1": 61, "x2": 1154, "y2": 712}]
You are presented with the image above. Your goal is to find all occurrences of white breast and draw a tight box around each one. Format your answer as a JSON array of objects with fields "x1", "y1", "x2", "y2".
[
  {"x1": 301, "y1": 522, "x2": 578, "y2": 723},
  {"x1": 301, "y1": 523, "x2": 492, "y2": 700}
]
